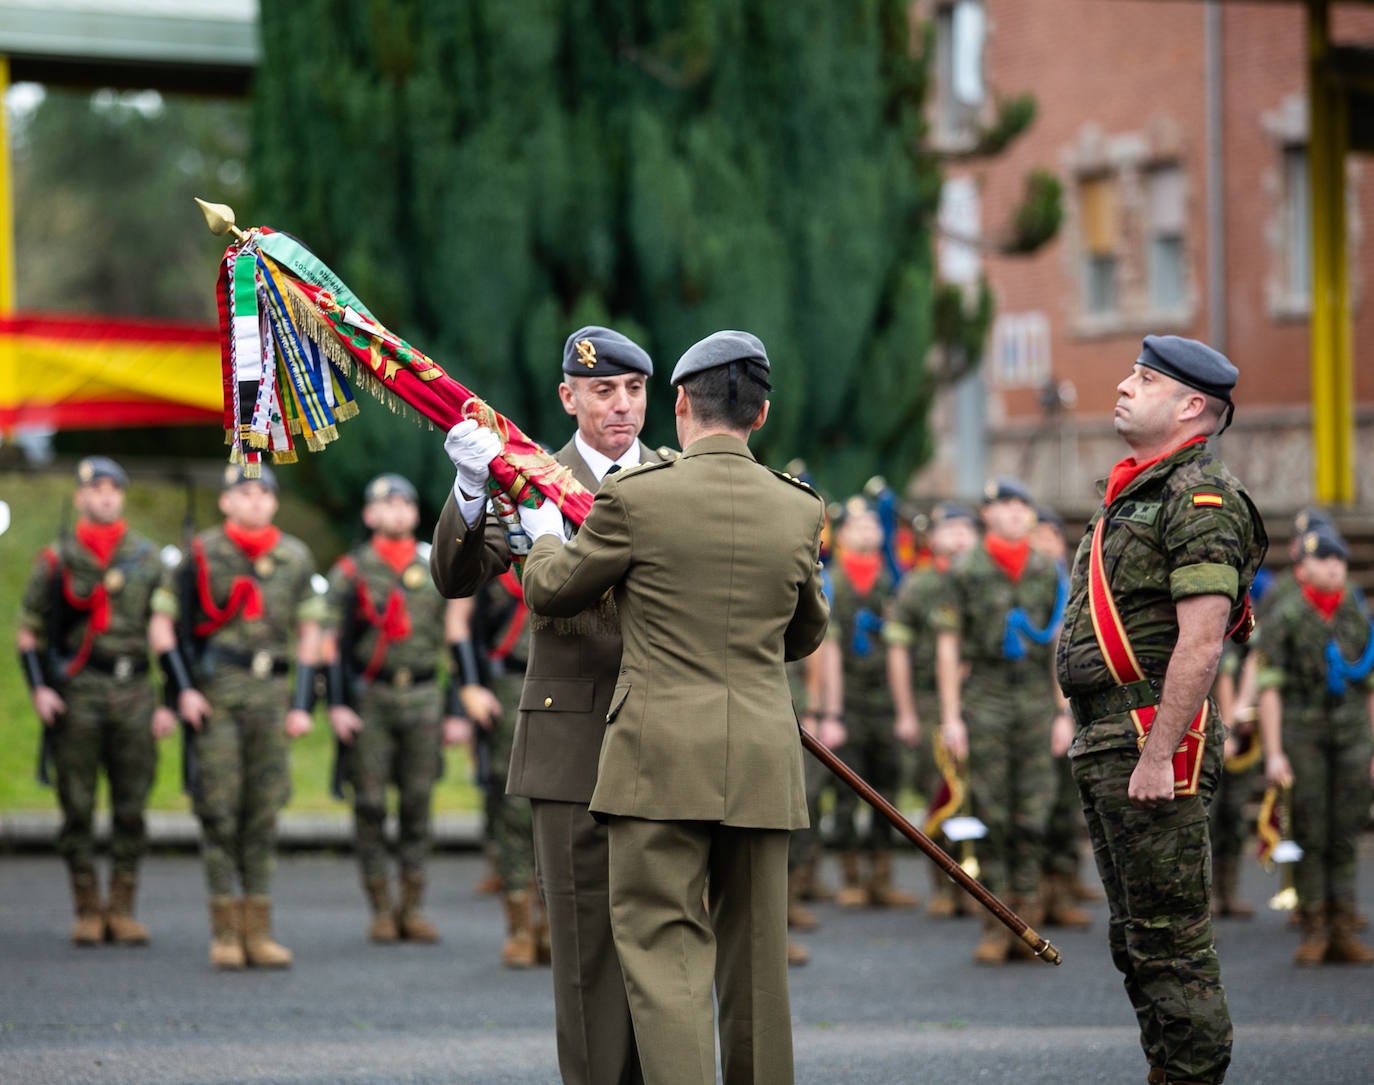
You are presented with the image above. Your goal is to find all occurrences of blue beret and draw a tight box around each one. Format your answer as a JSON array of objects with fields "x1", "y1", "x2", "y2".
[
  {"x1": 562, "y1": 326, "x2": 653, "y2": 378},
  {"x1": 1300, "y1": 524, "x2": 1348, "y2": 562},
  {"x1": 223, "y1": 463, "x2": 278, "y2": 493},
  {"x1": 364, "y1": 473, "x2": 418, "y2": 504},
  {"x1": 670, "y1": 330, "x2": 772, "y2": 388},
  {"x1": 1293, "y1": 507, "x2": 1333, "y2": 535},
  {"x1": 1138, "y1": 335, "x2": 1237, "y2": 402},
  {"x1": 982, "y1": 476, "x2": 1033, "y2": 506},
  {"x1": 75, "y1": 456, "x2": 128, "y2": 489},
  {"x1": 931, "y1": 500, "x2": 976, "y2": 525}
]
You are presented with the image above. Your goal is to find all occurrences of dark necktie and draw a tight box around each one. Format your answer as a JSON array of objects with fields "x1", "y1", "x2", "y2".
[{"x1": 604, "y1": 464, "x2": 622, "y2": 477}]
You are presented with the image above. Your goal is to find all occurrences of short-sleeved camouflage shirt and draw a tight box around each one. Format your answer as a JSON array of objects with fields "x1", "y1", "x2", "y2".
[
  {"x1": 1055, "y1": 442, "x2": 1267, "y2": 704},
  {"x1": 884, "y1": 564, "x2": 949, "y2": 696}
]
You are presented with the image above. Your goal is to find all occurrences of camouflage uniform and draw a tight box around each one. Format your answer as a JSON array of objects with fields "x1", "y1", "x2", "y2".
[
  {"x1": 20, "y1": 527, "x2": 162, "y2": 920},
  {"x1": 324, "y1": 542, "x2": 449, "y2": 891},
  {"x1": 154, "y1": 525, "x2": 323, "y2": 898},
  {"x1": 1251, "y1": 582, "x2": 1373, "y2": 927},
  {"x1": 932, "y1": 544, "x2": 1062, "y2": 905},
  {"x1": 1056, "y1": 442, "x2": 1265, "y2": 1084}
]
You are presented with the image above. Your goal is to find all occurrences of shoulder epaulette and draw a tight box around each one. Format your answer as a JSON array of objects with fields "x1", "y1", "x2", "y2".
[
  {"x1": 615, "y1": 458, "x2": 675, "y2": 480},
  {"x1": 654, "y1": 445, "x2": 680, "y2": 462},
  {"x1": 768, "y1": 466, "x2": 821, "y2": 498}
]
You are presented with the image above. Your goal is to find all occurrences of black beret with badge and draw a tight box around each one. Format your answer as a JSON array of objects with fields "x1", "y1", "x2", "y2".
[
  {"x1": 223, "y1": 462, "x2": 278, "y2": 492},
  {"x1": 1138, "y1": 334, "x2": 1238, "y2": 430},
  {"x1": 75, "y1": 455, "x2": 129, "y2": 489},
  {"x1": 364, "y1": 473, "x2": 418, "y2": 504},
  {"x1": 1293, "y1": 507, "x2": 1333, "y2": 535},
  {"x1": 1301, "y1": 523, "x2": 1348, "y2": 562},
  {"x1": 670, "y1": 329, "x2": 772, "y2": 392},
  {"x1": 982, "y1": 476, "x2": 1033, "y2": 506},
  {"x1": 562, "y1": 325, "x2": 653, "y2": 378},
  {"x1": 931, "y1": 500, "x2": 977, "y2": 526}
]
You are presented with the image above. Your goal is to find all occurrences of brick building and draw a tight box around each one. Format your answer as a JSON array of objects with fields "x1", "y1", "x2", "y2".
[{"x1": 915, "y1": 0, "x2": 1374, "y2": 516}]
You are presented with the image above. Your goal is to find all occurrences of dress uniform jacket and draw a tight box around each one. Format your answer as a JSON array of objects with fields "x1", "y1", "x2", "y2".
[{"x1": 521, "y1": 434, "x2": 829, "y2": 828}]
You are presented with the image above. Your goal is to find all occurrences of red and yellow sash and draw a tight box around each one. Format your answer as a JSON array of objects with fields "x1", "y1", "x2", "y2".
[{"x1": 1087, "y1": 518, "x2": 1207, "y2": 796}]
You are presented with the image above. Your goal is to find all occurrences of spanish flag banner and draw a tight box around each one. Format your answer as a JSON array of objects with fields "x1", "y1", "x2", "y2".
[{"x1": 0, "y1": 312, "x2": 222, "y2": 431}]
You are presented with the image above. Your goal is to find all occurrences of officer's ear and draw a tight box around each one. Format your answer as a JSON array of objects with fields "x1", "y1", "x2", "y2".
[{"x1": 749, "y1": 399, "x2": 770, "y2": 432}]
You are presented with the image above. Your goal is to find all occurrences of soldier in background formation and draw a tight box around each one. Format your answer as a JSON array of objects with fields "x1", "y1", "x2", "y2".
[
  {"x1": 934, "y1": 477, "x2": 1071, "y2": 964},
  {"x1": 1207, "y1": 639, "x2": 1261, "y2": 920},
  {"x1": 828, "y1": 496, "x2": 919, "y2": 909},
  {"x1": 17, "y1": 456, "x2": 168, "y2": 946},
  {"x1": 886, "y1": 500, "x2": 979, "y2": 916},
  {"x1": 149, "y1": 465, "x2": 326, "y2": 970},
  {"x1": 1256, "y1": 522, "x2": 1374, "y2": 965},
  {"x1": 322, "y1": 474, "x2": 467, "y2": 945}
]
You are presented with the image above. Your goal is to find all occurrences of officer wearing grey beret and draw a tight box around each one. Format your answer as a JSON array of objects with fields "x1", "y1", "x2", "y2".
[
  {"x1": 520, "y1": 327, "x2": 828, "y2": 1085},
  {"x1": 363, "y1": 473, "x2": 418, "y2": 505},
  {"x1": 1137, "y1": 334, "x2": 1238, "y2": 432}
]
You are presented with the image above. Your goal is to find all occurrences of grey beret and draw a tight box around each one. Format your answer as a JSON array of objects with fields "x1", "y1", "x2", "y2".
[
  {"x1": 223, "y1": 463, "x2": 278, "y2": 492},
  {"x1": 562, "y1": 326, "x2": 653, "y2": 378},
  {"x1": 982, "y1": 476, "x2": 1033, "y2": 506},
  {"x1": 1301, "y1": 524, "x2": 1348, "y2": 562},
  {"x1": 1293, "y1": 507, "x2": 1333, "y2": 535},
  {"x1": 670, "y1": 330, "x2": 772, "y2": 388},
  {"x1": 1138, "y1": 335, "x2": 1238, "y2": 401},
  {"x1": 931, "y1": 500, "x2": 977, "y2": 525},
  {"x1": 75, "y1": 455, "x2": 128, "y2": 489},
  {"x1": 364, "y1": 473, "x2": 418, "y2": 504}
]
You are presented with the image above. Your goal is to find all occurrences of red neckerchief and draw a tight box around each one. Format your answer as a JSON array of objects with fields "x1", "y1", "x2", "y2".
[
  {"x1": 1301, "y1": 584, "x2": 1344, "y2": 622},
  {"x1": 840, "y1": 551, "x2": 883, "y2": 596},
  {"x1": 1104, "y1": 435, "x2": 1208, "y2": 506},
  {"x1": 75, "y1": 518, "x2": 126, "y2": 568},
  {"x1": 932, "y1": 554, "x2": 951, "y2": 574},
  {"x1": 984, "y1": 533, "x2": 1030, "y2": 584},
  {"x1": 224, "y1": 522, "x2": 281, "y2": 561},
  {"x1": 371, "y1": 536, "x2": 417, "y2": 575}
]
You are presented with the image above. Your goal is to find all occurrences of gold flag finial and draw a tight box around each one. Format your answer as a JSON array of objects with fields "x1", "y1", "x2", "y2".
[{"x1": 195, "y1": 197, "x2": 249, "y2": 242}]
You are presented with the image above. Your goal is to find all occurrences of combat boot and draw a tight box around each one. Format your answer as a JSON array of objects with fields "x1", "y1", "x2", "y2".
[
  {"x1": 834, "y1": 852, "x2": 871, "y2": 908},
  {"x1": 787, "y1": 939, "x2": 811, "y2": 966},
  {"x1": 1325, "y1": 902, "x2": 1374, "y2": 965},
  {"x1": 1211, "y1": 857, "x2": 1253, "y2": 919},
  {"x1": 1043, "y1": 872, "x2": 1092, "y2": 929},
  {"x1": 926, "y1": 865, "x2": 958, "y2": 917},
  {"x1": 68, "y1": 869, "x2": 104, "y2": 946},
  {"x1": 787, "y1": 867, "x2": 819, "y2": 930},
  {"x1": 105, "y1": 871, "x2": 150, "y2": 945},
  {"x1": 501, "y1": 890, "x2": 537, "y2": 968},
  {"x1": 241, "y1": 896, "x2": 293, "y2": 968},
  {"x1": 973, "y1": 914, "x2": 1010, "y2": 965},
  {"x1": 396, "y1": 872, "x2": 440, "y2": 943},
  {"x1": 1293, "y1": 906, "x2": 1328, "y2": 966},
  {"x1": 473, "y1": 852, "x2": 503, "y2": 896},
  {"x1": 795, "y1": 855, "x2": 834, "y2": 902},
  {"x1": 1146, "y1": 1068, "x2": 1167, "y2": 1084},
  {"x1": 869, "y1": 850, "x2": 919, "y2": 908},
  {"x1": 364, "y1": 877, "x2": 398, "y2": 943},
  {"x1": 207, "y1": 896, "x2": 245, "y2": 970}
]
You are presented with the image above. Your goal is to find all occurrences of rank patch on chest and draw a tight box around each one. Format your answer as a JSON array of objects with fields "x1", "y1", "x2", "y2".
[{"x1": 1192, "y1": 492, "x2": 1223, "y2": 508}]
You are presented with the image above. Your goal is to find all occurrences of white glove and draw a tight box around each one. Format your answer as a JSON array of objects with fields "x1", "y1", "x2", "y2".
[
  {"x1": 519, "y1": 497, "x2": 568, "y2": 544},
  {"x1": 444, "y1": 420, "x2": 502, "y2": 499}
]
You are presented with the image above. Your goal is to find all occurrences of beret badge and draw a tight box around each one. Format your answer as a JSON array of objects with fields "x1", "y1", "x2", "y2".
[{"x1": 575, "y1": 339, "x2": 597, "y2": 369}]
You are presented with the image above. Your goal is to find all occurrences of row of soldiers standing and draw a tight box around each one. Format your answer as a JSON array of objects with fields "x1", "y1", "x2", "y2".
[{"x1": 16, "y1": 455, "x2": 542, "y2": 968}]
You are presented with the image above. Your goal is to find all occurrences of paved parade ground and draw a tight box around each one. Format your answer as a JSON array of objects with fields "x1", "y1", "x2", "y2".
[{"x1": 2, "y1": 848, "x2": 1372, "y2": 1084}]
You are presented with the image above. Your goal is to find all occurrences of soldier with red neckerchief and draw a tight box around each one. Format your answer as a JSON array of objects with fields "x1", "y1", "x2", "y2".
[{"x1": 18, "y1": 456, "x2": 171, "y2": 947}]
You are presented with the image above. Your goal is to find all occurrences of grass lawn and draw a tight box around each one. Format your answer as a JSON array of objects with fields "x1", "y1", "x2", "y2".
[{"x1": 0, "y1": 468, "x2": 481, "y2": 816}]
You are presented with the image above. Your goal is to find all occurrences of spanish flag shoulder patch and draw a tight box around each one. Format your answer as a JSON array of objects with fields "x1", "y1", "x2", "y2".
[{"x1": 1192, "y1": 492, "x2": 1224, "y2": 508}]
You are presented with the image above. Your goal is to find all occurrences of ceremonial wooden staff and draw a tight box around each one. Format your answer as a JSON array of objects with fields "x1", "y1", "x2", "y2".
[{"x1": 799, "y1": 727, "x2": 1062, "y2": 965}]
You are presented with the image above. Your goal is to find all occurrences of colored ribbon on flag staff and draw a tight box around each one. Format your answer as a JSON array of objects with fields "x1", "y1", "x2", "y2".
[{"x1": 212, "y1": 224, "x2": 593, "y2": 527}]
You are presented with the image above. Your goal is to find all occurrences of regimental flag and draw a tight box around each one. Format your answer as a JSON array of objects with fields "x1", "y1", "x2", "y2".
[{"x1": 210, "y1": 223, "x2": 593, "y2": 528}]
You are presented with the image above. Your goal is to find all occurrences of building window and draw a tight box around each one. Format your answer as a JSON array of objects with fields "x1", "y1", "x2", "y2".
[
  {"x1": 935, "y1": 1, "x2": 984, "y2": 148},
  {"x1": 991, "y1": 311, "x2": 1051, "y2": 389},
  {"x1": 1146, "y1": 165, "x2": 1186, "y2": 311},
  {"x1": 938, "y1": 175, "x2": 981, "y2": 285},
  {"x1": 1282, "y1": 144, "x2": 1311, "y2": 307},
  {"x1": 1080, "y1": 175, "x2": 1118, "y2": 315}
]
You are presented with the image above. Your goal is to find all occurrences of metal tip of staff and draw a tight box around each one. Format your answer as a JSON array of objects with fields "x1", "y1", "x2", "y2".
[{"x1": 195, "y1": 197, "x2": 247, "y2": 241}]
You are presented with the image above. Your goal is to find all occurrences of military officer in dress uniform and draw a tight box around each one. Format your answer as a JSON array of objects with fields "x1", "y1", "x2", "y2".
[
  {"x1": 322, "y1": 474, "x2": 467, "y2": 944},
  {"x1": 18, "y1": 456, "x2": 171, "y2": 945},
  {"x1": 431, "y1": 326, "x2": 671, "y2": 1085},
  {"x1": 1056, "y1": 335, "x2": 1266, "y2": 1085},
  {"x1": 149, "y1": 464, "x2": 326, "y2": 970},
  {"x1": 519, "y1": 329, "x2": 829, "y2": 1085}
]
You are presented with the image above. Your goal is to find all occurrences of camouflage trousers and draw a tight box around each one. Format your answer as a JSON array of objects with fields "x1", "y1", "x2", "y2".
[
  {"x1": 51, "y1": 670, "x2": 157, "y2": 877},
  {"x1": 1207, "y1": 754, "x2": 1259, "y2": 864},
  {"x1": 1286, "y1": 708, "x2": 1373, "y2": 908},
  {"x1": 964, "y1": 682, "x2": 1056, "y2": 898},
  {"x1": 831, "y1": 703, "x2": 901, "y2": 852},
  {"x1": 349, "y1": 679, "x2": 443, "y2": 883},
  {"x1": 1072, "y1": 733, "x2": 1231, "y2": 1085},
  {"x1": 487, "y1": 673, "x2": 533, "y2": 889},
  {"x1": 1044, "y1": 754, "x2": 1087, "y2": 877},
  {"x1": 194, "y1": 672, "x2": 291, "y2": 897}
]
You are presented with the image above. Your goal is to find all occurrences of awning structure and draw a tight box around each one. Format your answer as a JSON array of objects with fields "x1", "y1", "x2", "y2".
[{"x1": 0, "y1": 311, "x2": 221, "y2": 431}]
